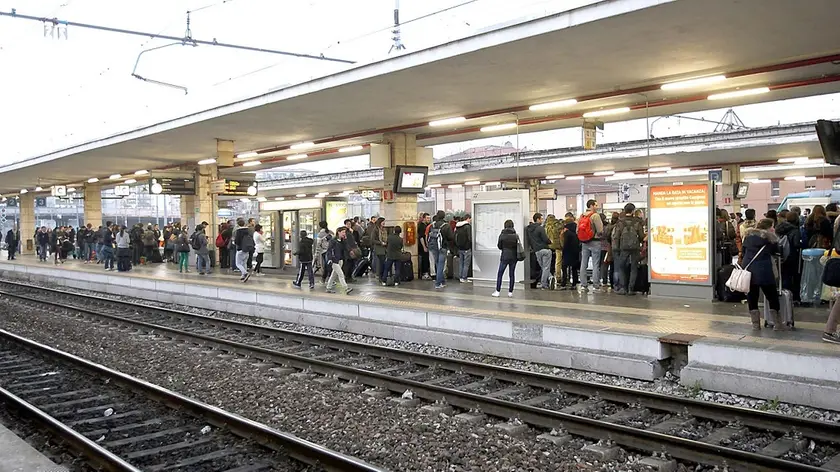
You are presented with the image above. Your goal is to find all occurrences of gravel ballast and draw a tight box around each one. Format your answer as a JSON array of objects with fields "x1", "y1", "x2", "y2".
[{"x1": 0, "y1": 300, "x2": 676, "y2": 472}]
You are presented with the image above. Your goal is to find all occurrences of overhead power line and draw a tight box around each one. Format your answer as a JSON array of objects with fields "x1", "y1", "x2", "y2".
[{"x1": 0, "y1": 9, "x2": 355, "y2": 64}]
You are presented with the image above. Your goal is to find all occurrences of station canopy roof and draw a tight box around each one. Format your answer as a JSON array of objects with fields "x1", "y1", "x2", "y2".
[{"x1": 1, "y1": 0, "x2": 840, "y2": 195}]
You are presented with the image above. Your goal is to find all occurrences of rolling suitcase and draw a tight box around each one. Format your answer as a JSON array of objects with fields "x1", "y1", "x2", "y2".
[
  {"x1": 634, "y1": 263, "x2": 651, "y2": 295},
  {"x1": 352, "y1": 258, "x2": 371, "y2": 278},
  {"x1": 401, "y1": 260, "x2": 415, "y2": 282},
  {"x1": 764, "y1": 257, "x2": 794, "y2": 328},
  {"x1": 716, "y1": 264, "x2": 746, "y2": 302}
]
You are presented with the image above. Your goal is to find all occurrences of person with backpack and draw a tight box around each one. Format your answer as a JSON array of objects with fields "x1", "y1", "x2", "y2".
[
  {"x1": 142, "y1": 225, "x2": 156, "y2": 264},
  {"x1": 743, "y1": 219, "x2": 783, "y2": 330},
  {"x1": 193, "y1": 224, "x2": 211, "y2": 275},
  {"x1": 561, "y1": 219, "x2": 580, "y2": 290},
  {"x1": 611, "y1": 203, "x2": 646, "y2": 296},
  {"x1": 527, "y1": 213, "x2": 552, "y2": 290},
  {"x1": 427, "y1": 210, "x2": 453, "y2": 290},
  {"x1": 577, "y1": 199, "x2": 605, "y2": 292},
  {"x1": 372, "y1": 217, "x2": 388, "y2": 281},
  {"x1": 176, "y1": 226, "x2": 191, "y2": 273},
  {"x1": 776, "y1": 211, "x2": 802, "y2": 302},
  {"x1": 234, "y1": 218, "x2": 254, "y2": 282},
  {"x1": 293, "y1": 230, "x2": 315, "y2": 289},
  {"x1": 455, "y1": 214, "x2": 472, "y2": 283},
  {"x1": 545, "y1": 214, "x2": 563, "y2": 284}
]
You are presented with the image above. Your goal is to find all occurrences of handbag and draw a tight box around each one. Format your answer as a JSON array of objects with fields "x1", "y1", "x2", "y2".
[
  {"x1": 516, "y1": 237, "x2": 526, "y2": 262},
  {"x1": 822, "y1": 250, "x2": 840, "y2": 287},
  {"x1": 725, "y1": 245, "x2": 766, "y2": 293}
]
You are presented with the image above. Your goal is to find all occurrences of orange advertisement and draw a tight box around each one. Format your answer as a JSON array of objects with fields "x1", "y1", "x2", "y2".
[{"x1": 649, "y1": 184, "x2": 711, "y2": 284}]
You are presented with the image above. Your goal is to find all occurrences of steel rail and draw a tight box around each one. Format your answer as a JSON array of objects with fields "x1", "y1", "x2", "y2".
[
  {"x1": 0, "y1": 285, "x2": 832, "y2": 471},
  {"x1": 0, "y1": 328, "x2": 387, "y2": 472},
  {"x1": 2, "y1": 281, "x2": 837, "y2": 443}
]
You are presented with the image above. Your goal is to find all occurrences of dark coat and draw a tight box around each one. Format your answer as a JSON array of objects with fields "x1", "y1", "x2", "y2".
[
  {"x1": 742, "y1": 228, "x2": 779, "y2": 286},
  {"x1": 497, "y1": 228, "x2": 519, "y2": 262},
  {"x1": 297, "y1": 236, "x2": 314, "y2": 263},
  {"x1": 327, "y1": 237, "x2": 346, "y2": 264},
  {"x1": 805, "y1": 216, "x2": 832, "y2": 248},
  {"x1": 385, "y1": 233, "x2": 404, "y2": 260},
  {"x1": 526, "y1": 222, "x2": 550, "y2": 252},
  {"x1": 562, "y1": 222, "x2": 580, "y2": 267}
]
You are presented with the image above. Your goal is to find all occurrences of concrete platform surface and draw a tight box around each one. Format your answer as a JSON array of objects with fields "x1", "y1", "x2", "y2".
[
  {"x1": 0, "y1": 420, "x2": 64, "y2": 472},
  {"x1": 1, "y1": 256, "x2": 838, "y2": 411}
]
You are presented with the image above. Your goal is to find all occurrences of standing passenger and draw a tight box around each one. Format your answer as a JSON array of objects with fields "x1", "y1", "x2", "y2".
[
  {"x1": 578, "y1": 200, "x2": 604, "y2": 292},
  {"x1": 561, "y1": 219, "x2": 581, "y2": 290},
  {"x1": 36, "y1": 227, "x2": 50, "y2": 262},
  {"x1": 101, "y1": 222, "x2": 115, "y2": 271},
  {"x1": 315, "y1": 221, "x2": 333, "y2": 284},
  {"x1": 743, "y1": 219, "x2": 782, "y2": 330},
  {"x1": 527, "y1": 213, "x2": 552, "y2": 290},
  {"x1": 253, "y1": 224, "x2": 266, "y2": 276},
  {"x1": 293, "y1": 230, "x2": 315, "y2": 289},
  {"x1": 455, "y1": 214, "x2": 472, "y2": 283},
  {"x1": 427, "y1": 211, "x2": 452, "y2": 290},
  {"x1": 4, "y1": 228, "x2": 17, "y2": 260},
  {"x1": 176, "y1": 226, "x2": 191, "y2": 273},
  {"x1": 234, "y1": 219, "x2": 254, "y2": 282},
  {"x1": 417, "y1": 213, "x2": 431, "y2": 280},
  {"x1": 492, "y1": 220, "x2": 520, "y2": 298},
  {"x1": 382, "y1": 226, "x2": 404, "y2": 286},
  {"x1": 115, "y1": 226, "x2": 131, "y2": 272},
  {"x1": 612, "y1": 203, "x2": 646, "y2": 295}
]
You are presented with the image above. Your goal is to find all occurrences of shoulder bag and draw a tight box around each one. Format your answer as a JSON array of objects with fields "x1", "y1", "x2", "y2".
[
  {"x1": 516, "y1": 236, "x2": 526, "y2": 262},
  {"x1": 725, "y1": 245, "x2": 766, "y2": 293}
]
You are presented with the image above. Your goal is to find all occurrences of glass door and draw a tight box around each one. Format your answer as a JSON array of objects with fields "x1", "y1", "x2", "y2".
[
  {"x1": 281, "y1": 211, "x2": 297, "y2": 268},
  {"x1": 258, "y1": 212, "x2": 276, "y2": 268}
]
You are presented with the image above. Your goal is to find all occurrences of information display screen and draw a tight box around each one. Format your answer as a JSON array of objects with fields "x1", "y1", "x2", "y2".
[
  {"x1": 649, "y1": 184, "x2": 711, "y2": 284},
  {"x1": 149, "y1": 178, "x2": 196, "y2": 195},
  {"x1": 735, "y1": 182, "x2": 750, "y2": 199},
  {"x1": 394, "y1": 166, "x2": 428, "y2": 193}
]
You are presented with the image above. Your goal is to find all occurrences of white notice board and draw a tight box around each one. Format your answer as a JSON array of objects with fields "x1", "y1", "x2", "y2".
[{"x1": 474, "y1": 202, "x2": 520, "y2": 251}]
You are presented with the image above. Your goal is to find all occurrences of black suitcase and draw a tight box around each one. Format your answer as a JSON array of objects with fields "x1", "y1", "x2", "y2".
[
  {"x1": 716, "y1": 264, "x2": 746, "y2": 302},
  {"x1": 634, "y1": 263, "x2": 651, "y2": 294},
  {"x1": 150, "y1": 248, "x2": 163, "y2": 263},
  {"x1": 401, "y1": 260, "x2": 415, "y2": 282},
  {"x1": 352, "y1": 258, "x2": 370, "y2": 278}
]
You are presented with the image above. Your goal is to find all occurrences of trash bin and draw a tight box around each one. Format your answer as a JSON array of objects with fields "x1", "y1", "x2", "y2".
[{"x1": 801, "y1": 248, "x2": 825, "y2": 304}]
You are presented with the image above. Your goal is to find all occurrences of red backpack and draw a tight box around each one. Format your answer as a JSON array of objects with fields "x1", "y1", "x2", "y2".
[
  {"x1": 215, "y1": 233, "x2": 226, "y2": 248},
  {"x1": 577, "y1": 213, "x2": 595, "y2": 242}
]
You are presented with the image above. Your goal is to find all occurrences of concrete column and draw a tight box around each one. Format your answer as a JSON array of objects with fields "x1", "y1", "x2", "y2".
[
  {"x1": 381, "y1": 133, "x2": 420, "y2": 264},
  {"x1": 180, "y1": 165, "x2": 218, "y2": 240},
  {"x1": 721, "y1": 164, "x2": 741, "y2": 213},
  {"x1": 19, "y1": 193, "x2": 35, "y2": 255},
  {"x1": 84, "y1": 183, "x2": 102, "y2": 227}
]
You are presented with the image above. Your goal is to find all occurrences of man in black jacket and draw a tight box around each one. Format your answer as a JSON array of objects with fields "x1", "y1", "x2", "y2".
[
  {"x1": 234, "y1": 218, "x2": 254, "y2": 283},
  {"x1": 527, "y1": 213, "x2": 552, "y2": 290},
  {"x1": 455, "y1": 214, "x2": 472, "y2": 282},
  {"x1": 293, "y1": 230, "x2": 315, "y2": 289}
]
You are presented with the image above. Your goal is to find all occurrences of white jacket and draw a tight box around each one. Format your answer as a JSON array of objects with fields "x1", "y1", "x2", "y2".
[{"x1": 254, "y1": 232, "x2": 266, "y2": 253}]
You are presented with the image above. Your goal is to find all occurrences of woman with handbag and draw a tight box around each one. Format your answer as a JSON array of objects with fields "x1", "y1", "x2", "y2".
[
  {"x1": 742, "y1": 219, "x2": 782, "y2": 330},
  {"x1": 493, "y1": 220, "x2": 521, "y2": 298},
  {"x1": 819, "y1": 217, "x2": 840, "y2": 344}
]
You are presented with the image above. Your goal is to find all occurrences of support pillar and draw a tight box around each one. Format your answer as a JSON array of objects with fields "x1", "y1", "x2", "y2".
[
  {"x1": 720, "y1": 164, "x2": 741, "y2": 213},
  {"x1": 180, "y1": 165, "x2": 218, "y2": 241},
  {"x1": 381, "y1": 133, "x2": 421, "y2": 267},
  {"x1": 84, "y1": 183, "x2": 102, "y2": 227},
  {"x1": 19, "y1": 193, "x2": 35, "y2": 255}
]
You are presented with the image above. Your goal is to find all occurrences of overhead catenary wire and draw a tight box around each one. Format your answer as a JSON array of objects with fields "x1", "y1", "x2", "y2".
[{"x1": 0, "y1": 9, "x2": 355, "y2": 63}]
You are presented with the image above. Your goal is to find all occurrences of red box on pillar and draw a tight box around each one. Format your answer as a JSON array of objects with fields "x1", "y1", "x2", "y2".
[{"x1": 382, "y1": 189, "x2": 395, "y2": 202}]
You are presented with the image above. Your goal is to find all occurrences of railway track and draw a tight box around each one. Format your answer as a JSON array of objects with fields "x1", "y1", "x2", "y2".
[
  {"x1": 1, "y1": 281, "x2": 839, "y2": 472},
  {"x1": 0, "y1": 323, "x2": 384, "y2": 470}
]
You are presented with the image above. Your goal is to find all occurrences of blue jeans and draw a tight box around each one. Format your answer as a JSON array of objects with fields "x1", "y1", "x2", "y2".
[
  {"x1": 430, "y1": 248, "x2": 446, "y2": 287},
  {"x1": 535, "y1": 248, "x2": 552, "y2": 288},
  {"x1": 39, "y1": 243, "x2": 49, "y2": 261},
  {"x1": 229, "y1": 245, "x2": 237, "y2": 270},
  {"x1": 496, "y1": 260, "x2": 517, "y2": 293},
  {"x1": 459, "y1": 249, "x2": 472, "y2": 280},
  {"x1": 381, "y1": 259, "x2": 402, "y2": 283},
  {"x1": 197, "y1": 254, "x2": 211, "y2": 273},
  {"x1": 96, "y1": 244, "x2": 104, "y2": 262},
  {"x1": 579, "y1": 240, "x2": 602, "y2": 288},
  {"x1": 101, "y1": 247, "x2": 114, "y2": 270}
]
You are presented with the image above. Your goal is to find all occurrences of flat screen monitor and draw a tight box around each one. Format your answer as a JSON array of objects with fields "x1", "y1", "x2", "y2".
[
  {"x1": 394, "y1": 165, "x2": 428, "y2": 193},
  {"x1": 734, "y1": 182, "x2": 750, "y2": 199},
  {"x1": 816, "y1": 119, "x2": 840, "y2": 165}
]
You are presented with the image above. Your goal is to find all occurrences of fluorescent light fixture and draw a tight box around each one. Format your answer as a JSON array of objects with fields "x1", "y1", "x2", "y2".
[
  {"x1": 290, "y1": 142, "x2": 314, "y2": 150},
  {"x1": 19, "y1": 189, "x2": 28, "y2": 194},
  {"x1": 707, "y1": 87, "x2": 770, "y2": 101},
  {"x1": 480, "y1": 123, "x2": 517, "y2": 133},
  {"x1": 484, "y1": 181, "x2": 501, "y2": 186},
  {"x1": 67, "y1": 187, "x2": 76, "y2": 192},
  {"x1": 673, "y1": 182, "x2": 684, "y2": 186},
  {"x1": 784, "y1": 176, "x2": 804, "y2": 181},
  {"x1": 582, "y1": 107, "x2": 630, "y2": 118},
  {"x1": 565, "y1": 175, "x2": 585, "y2": 180},
  {"x1": 198, "y1": 158, "x2": 217, "y2": 165},
  {"x1": 109, "y1": 174, "x2": 121, "y2": 180},
  {"x1": 605, "y1": 173, "x2": 650, "y2": 181},
  {"x1": 429, "y1": 116, "x2": 466, "y2": 127},
  {"x1": 124, "y1": 179, "x2": 136, "y2": 184},
  {"x1": 661, "y1": 75, "x2": 726, "y2": 91},
  {"x1": 296, "y1": 193, "x2": 307, "y2": 198},
  {"x1": 612, "y1": 172, "x2": 635, "y2": 178},
  {"x1": 256, "y1": 196, "x2": 267, "y2": 202},
  {"x1": 778, "y1": 157, "x2": 810, "y2": 164},
  {"x1": 667, "y1": 168, "x2": 692, "y2": 175},
  {"x1": 134, "y1": 169, "x2": 148, "y2": 175},
  {"x1": 87, "y1": 178, "x2": 99, "y2": 183},
  {"x1": 800, "y1": 176, "x2": 817, "y2": 181},
  {"x1": 529, "y1": 99, "x2": 577, "y2": 111},
  {"x1": 240, "y1": 198, "x2": 250, "y2": 203},
  {"x1": 648, "y1": 166, "x2": 671, "y2": 173},
  {"x1": 464, "y1": 180, "x2": 481, "y2": 186},
  {"x1": 242, "y1": 161, "x2": 261, "y2": 167},
  {"x1": 274, "y1": 197, "x2": 285, "y2": 201},
  {"x1": 237, "y1": 151, "x2": 259, "y2": 159},
  {"x1": 426, "y1": 184, "x2": 441, "y2": 188},
  {"x1": 545, "y1": 174, "x2": 565, "y2": 180},
  {"x1": 315, "y1": 192, "x2": 329, "y2": 197},
  {"x1": 448, "y1": 184, "x2": 463, "y2": 189},
  {"x1": 34, "y1": 186, "x2": 43, "y2": 192},
  {"x1": 287, "y1": 154, "x2": 308, "y2": 160},
  {"x1": 593, "y1": 171, "x2": 614, "y2": 176},
  {"x1": 746, "y1": 179, "x2": 771, "y2": 184},
  {"x1": 339, "y1": 145, "x2": 364, "y2": 153}
]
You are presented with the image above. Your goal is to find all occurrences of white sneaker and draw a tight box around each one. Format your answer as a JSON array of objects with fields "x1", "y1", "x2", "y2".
[
  {"x1": 492, "y1": 291, "x2": 500, "y2": 297},
  {"x1": 508, "y1": 292, "x2": 514, "y2": 298}
]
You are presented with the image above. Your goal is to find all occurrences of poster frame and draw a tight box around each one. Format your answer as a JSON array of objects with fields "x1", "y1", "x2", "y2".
[{"x1": 647, "y1": 182, "x2": 715, "y2": 288}]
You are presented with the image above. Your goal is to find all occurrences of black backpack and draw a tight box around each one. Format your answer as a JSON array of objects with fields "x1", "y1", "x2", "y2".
[{"x1": 190, "y1": 233, "x2": 201, "y2": 251}]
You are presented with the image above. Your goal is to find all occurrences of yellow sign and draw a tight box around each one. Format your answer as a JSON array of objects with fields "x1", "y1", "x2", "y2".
[
  {"x1": 649, "y1": 184, "x2": 710, "y2": 283},
  {"x1": 582, "y1": 122, "x2": 597, "y2": 150}
]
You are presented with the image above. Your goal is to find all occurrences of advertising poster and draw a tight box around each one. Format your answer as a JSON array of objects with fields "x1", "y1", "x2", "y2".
[{"x1": 649, "y1": 184, "x2": 710, "y2": 284}]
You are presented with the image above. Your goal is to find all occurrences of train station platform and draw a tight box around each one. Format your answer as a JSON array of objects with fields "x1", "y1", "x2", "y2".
[
  {"x1": 0, "y1": 255, "x2": 838, "y2": 411},
  {"x1": 0, "y1": 420, "x2": 65, "y2": 472}
]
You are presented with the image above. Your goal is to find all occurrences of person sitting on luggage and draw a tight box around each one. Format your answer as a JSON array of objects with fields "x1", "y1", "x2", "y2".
[
  {"x1": 742, "y1": 218, "x2": 784, "y2": 331},
  {"x1": 381, "y1": 226, "x2": 404, "y2": 286}
]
